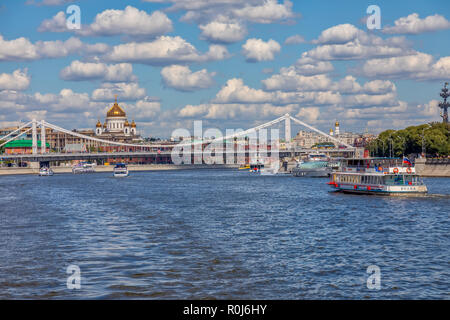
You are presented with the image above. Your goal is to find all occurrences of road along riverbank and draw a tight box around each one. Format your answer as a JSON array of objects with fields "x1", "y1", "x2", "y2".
[{"x1": 0, "y1": 164, "x2": 239, "y2": 175}]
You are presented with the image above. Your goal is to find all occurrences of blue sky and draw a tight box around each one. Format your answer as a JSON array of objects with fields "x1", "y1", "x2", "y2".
[{"x1": 0, "y1": 0, "x2": 449, "y2": 138}]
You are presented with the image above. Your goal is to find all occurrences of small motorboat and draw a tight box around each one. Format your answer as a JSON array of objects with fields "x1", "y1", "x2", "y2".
[
  {"x1": 113, "y1": 163, "x2": 129, "y2": 177},
  {"x1": 39, "y1": 167, "x2": 54, "y2": 176},
  {"x1": 72, "y1": 162, "x2": 96, "y2": 174}
]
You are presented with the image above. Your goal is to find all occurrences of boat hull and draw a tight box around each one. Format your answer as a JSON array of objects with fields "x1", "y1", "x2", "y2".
[
  {"x1": 72, "y1": 168, "x2": 95, "y2": 174},
  {"x1": 332, "y1": 184, "x2": 428, "y2": 196},
  {"x1": 114, "y1": 170, "x2": 129, "y2": 177},
  {"x1": 293, "y1": 168, "x2": 331, "y2": 177},
  {"x1": 39, "y1": 171, "x2": 54, "y2": 176}
]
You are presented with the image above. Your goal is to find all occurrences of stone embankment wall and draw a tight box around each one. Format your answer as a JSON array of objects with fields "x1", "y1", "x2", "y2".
[
  {"x1": 0, "y1": 164, "x2": 239, "y2": 175},
  {"x1": 415, "y1": 158, "x2": 450, "y2": 177}
]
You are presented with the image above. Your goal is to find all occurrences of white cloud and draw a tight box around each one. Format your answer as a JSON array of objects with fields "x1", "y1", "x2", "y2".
[
  {"x1": 209, "y1": 77, "x2": 343, "y2": 107},
  {"x1": 360, "y1": 52, "x2": 450, "y2": 80},
  {"x1": 328, "y1": 76, "x2": 396, "y2": 95},
  {"x1": 34, "y1": 92, "x2": 58, "y2": 104},
  {"x1": 134, "y1": 100, "x2": 161, "y2": 121},
  {"x1": 383, "y1": 13, "x2": 450, "y2": 35},
  {"x1": 330, "y1": 76, "x2": 361, "y2": 93},
  {"x1": 81, "y1": 6, "x2": 172, "y2": 37},
  {"x1": 262, "y1": 71, "x2": 331, "y2": 92},
  {"x1": 213, "y1": 78, "x2": 272, "y2": 103},
  {"x1": 179, "y1": 102, "x2": 295, "y2": 120},
  {"x1": 161, "y1": 65, "x2": 216, "y2": 91},
  {"x1": 344, "y1": 91, "x2": 397, "y2": 108},
  {"x1": 26, "y1": 0, "x2": 75, "y2": 6},
  {"x1": 296, "y1": 107, "x2": 320, "y2": 122},
  {"x1": 38, "y1": 11, "x2": 67, "y2": 32},
  {"x1": 129, "y1": 99, "x2": 161, "y2": 120},
  {"x1": 284, "y1": 34, "x2": 305, "y2": 45},
  {"x1": 92, "y1": 82, "x2": 146, "y2": 101},
  {"x1": 104, "y1": 36, "x2": 229, "y2": 65},
  {"x1": 0, "y1": 35, "x2": 109, "y2": 61},
  {"x1": 199, "y1": 16, "x2": 247, "y2": 43},
  {"x1": 417, "y1": 99, "x2": 439, "y2": 117},
  {"x1": 0, "y1": 35, "x2": 39, "y2": 61},
  {"x1": 313, "y1": 24, "x2": 360, "y2": 44},
  {"x1": 146, "y1": 0, "x2": 296, "y2": 24},
  {"x1": 192, "y1": 72, "x2": 399, "y2": 112},
  {"x1": 35, "y1": 37, "x2": 109, "y2": 58},
  {"x1": 107, "y1": 99, "x2": 162, "y2": 121},
  {"x1": 54, "y1": 89, "x2": 91, "y2": 112},
  {"x1": 304, "y1": 40, "x2": 408, "y2": 61},
  {"x1": 242, "y1": 38, "x2": 281, "y2": 62},
  {"x1": 144, "y1": 0, "x2": 297, "y2": 51},
  {"x1": 293, "y1": 57, "x2": 334, "y2": 75},
  {"x1": 0, "y1": 69, "x2": 31, "y2": 91},
  {"x1": 232, "y1": 0, "x2": 295, "y2": 24},
  {"x1": 39, "y1": 6, "x2": 173, "y2": 37},
  {"x1": 4, "y1": 88, "x2": 94, "y2": 114},
  {"x1": 60, "y1": 61, "x2": 136, "y2": 82},
  {"x1": 299, "y1": 24, "x2": 413, "y2": 61},
  {"x1": 362, "y1": 80, "x2": 396, "y2": 95}
]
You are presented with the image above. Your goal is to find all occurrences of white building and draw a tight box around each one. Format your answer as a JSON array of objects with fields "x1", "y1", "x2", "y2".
[{"x1": 94, "y1": 96, "x2": 141, "y2": 143}]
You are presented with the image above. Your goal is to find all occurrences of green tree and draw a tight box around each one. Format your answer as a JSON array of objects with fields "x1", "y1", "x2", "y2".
[{"x1": 369, "y1": 123, "x2": 450, "y2": 157}]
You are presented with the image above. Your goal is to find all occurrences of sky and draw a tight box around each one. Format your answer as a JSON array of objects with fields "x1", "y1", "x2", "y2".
[{"x1": 0, "y1": 0, "x2": 449, "y2": 138}]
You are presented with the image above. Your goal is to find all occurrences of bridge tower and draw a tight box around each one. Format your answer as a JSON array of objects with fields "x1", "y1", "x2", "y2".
[
  {"x1": 32, "y1": 119, "x2": 37, "y2": 155},
  {"x1": 284, "y1": 113, "x2": 291, "y2": 148},
  {"x1": 40, "y1": 120, "x2": 46, "y2": 154}
]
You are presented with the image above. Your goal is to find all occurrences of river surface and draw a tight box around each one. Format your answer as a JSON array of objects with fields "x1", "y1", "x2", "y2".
[{"x1": 0, "y1": 169, "x2": 449, "y2": 299}]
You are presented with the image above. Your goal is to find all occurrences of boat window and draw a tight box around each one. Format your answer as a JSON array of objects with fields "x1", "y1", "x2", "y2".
[
  {"x1": 383, "y1": 175, "x2": 404, "y2": 185},
  {"x1": 404, "y1": 175, "x2": 413, "y2": 183}
]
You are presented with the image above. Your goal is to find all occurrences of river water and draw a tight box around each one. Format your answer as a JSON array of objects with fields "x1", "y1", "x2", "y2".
[{"x1": 0, "y1": 169, "x2": 449, "y2": 299}]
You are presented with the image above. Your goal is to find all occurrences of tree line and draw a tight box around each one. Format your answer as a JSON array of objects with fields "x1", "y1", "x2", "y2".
[{"x1": 368, "y1": 122, "x2": 450, "y2": 157}]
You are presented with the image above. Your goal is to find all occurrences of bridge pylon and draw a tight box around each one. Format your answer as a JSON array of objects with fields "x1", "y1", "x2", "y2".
[
  {"x1": 284, "y1": 113, "x2": 291, "y2": 150},
  {"x1": 32, "y1": 119, "x2": 37, "y2": 155},
  {"x1": 41, "y1": 120, "x2": 46, "y2": 154}
]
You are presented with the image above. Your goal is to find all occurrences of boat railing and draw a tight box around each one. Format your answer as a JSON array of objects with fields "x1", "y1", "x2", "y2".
[{"x1": 341, "y1": 165, "x2": 416, "y2": 174}]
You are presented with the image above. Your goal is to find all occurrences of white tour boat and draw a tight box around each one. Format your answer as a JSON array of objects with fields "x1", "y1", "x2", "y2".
[
  {"x1": 72, "y1": 162, "x2": 96, "y2": 174},
  {"x1": 113, "y1": 163, "x2": 129, "y2": 177},
  {"x1": 328, "y1": 157, "x2": 427, "y2": 195},
  {"x1": 292, "y1": 153, "x2": 331, "y2": 177}
]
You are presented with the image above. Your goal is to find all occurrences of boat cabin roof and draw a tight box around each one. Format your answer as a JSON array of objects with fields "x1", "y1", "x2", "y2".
[
  {"x1": 343, "y1": 157, "x2": 403, "y2": 166},
  {"x1": 115, "y1": 163, "x2": 127, "y2": 167}
]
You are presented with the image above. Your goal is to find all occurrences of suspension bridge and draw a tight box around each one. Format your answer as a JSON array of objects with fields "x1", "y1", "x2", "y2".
[{"x1": 0, "y1": 114, "x2": 355, "y2": 165}]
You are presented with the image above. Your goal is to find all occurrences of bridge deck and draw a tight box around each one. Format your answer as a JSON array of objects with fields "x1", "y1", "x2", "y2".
[{"x1": 0, "y1": 149, "x2": 355, "y2": 162}]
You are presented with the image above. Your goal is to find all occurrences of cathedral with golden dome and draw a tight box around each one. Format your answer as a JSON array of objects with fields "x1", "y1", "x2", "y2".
[{"x1": 95, "y1": 96, "x2": 142, "y2": 143}]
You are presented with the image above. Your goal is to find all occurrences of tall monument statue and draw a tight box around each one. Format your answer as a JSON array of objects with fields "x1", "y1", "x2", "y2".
[{"x1": 439, "y1": 82, "x2": 449, "y2": 123}]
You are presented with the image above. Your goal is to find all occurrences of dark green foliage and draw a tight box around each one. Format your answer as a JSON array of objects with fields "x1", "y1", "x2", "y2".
[{"x1": 369, "y1": 122, "x2": 450, "y2": 157}]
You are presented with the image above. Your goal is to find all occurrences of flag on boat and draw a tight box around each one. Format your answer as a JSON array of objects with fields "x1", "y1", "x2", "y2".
[{"x1": 403, "y1": 157, "x2": 412, "y2": 166}]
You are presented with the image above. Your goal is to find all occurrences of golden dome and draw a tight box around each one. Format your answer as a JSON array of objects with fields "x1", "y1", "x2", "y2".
[
  {"x1": 96, "y1": 120, "x2": 102, "y2": 128},
  {"x1": 131, "y1": 120, "x2": 136, "y2": 128},
  {"x1": 106, "y1": 96, "x2": 126, "y2": 118},
  {"x1": 335, "y1": 121, "x2": 339, "y2": 127},
  {"x1": 329, "y1": 128, "x2": 333, "y2": 133},
  {"x1": 124, "y1": 120, "x2": 130, "y2": 127},
  {"x1": 103, "y1": 122, "x2": 107, "y2": 128}
]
